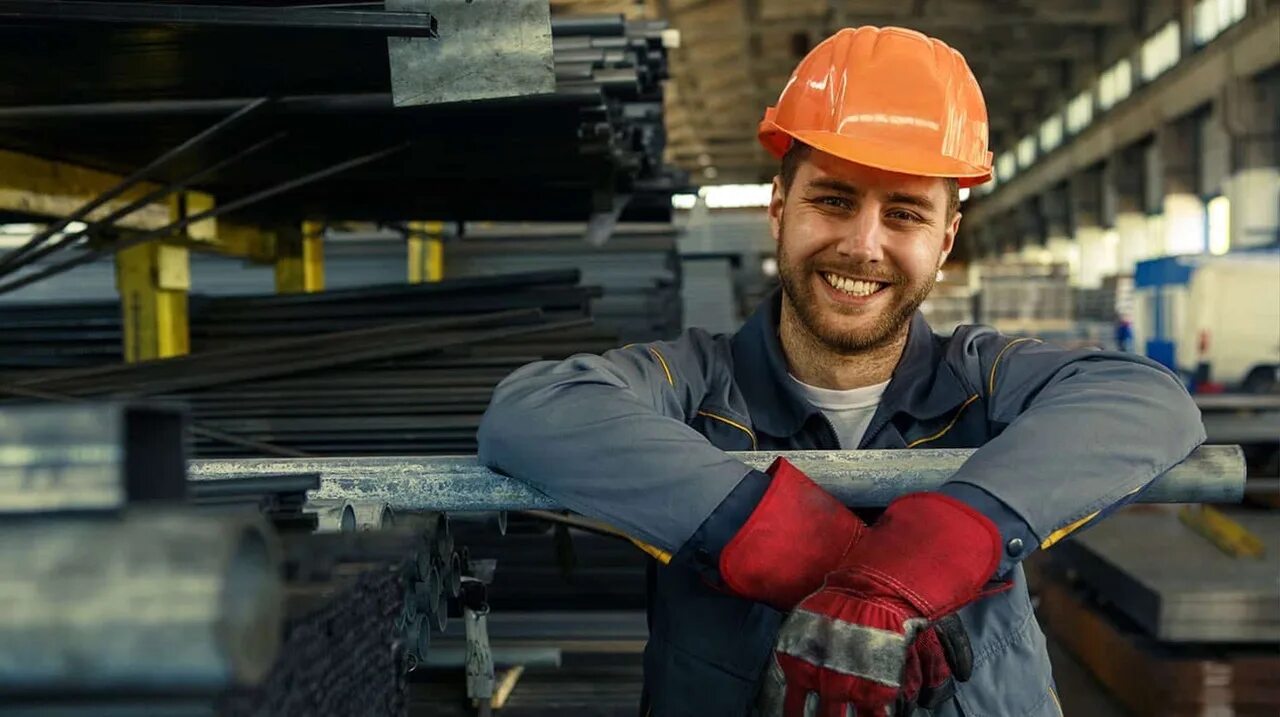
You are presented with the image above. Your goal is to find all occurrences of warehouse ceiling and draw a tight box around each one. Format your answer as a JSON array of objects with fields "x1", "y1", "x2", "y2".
[{"x1": 555, "y1": 0, "x2": 1161, "y2": 184}]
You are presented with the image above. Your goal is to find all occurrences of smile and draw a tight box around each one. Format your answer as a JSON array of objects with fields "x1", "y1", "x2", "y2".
[{"x1": 821, "y1": 272, "x2": 888, "y2": 298}]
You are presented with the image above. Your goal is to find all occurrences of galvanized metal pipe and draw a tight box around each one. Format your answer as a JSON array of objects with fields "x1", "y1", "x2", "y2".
[
  {"x1": 0, "y1": 509, "x2": 282, "y2": 692},
  {"x1": 189, "y1": 445, "x2": 1246, "y2": 510}
]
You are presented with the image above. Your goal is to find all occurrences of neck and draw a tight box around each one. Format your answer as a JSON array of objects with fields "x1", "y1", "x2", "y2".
[{"x1": 779, "y1": 297, "x2": 909, "y2": 390}]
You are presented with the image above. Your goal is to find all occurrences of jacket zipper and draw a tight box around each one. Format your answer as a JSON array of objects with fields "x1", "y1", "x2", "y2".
[{"x1": 816, "y1": 412, "x2": 842, "y2": 450}]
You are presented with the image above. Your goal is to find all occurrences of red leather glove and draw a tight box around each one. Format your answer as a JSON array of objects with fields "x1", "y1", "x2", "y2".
[
  {"x1": 771, "y1": 492, "x2": 1005, "y2": 716},
  {"x1": 897, "y1": 614, "x2": 974, "y2": 714},
  {"x1": 718, "y1": 457, "x2": 867, "y2": 610}
]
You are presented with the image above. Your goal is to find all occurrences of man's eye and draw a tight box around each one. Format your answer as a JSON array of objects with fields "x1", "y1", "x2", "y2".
[
  {"x1": 817, "y1": 196, "x2": 851, "y2": 209},
  {"x1": 887, "y1": 209, "x2": 922, "y2": 223}
]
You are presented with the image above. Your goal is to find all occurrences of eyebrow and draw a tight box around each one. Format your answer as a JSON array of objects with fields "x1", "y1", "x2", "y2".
[
  {"x1": 806, "y1": 179, "x2": 938, "y2": 214},
  {"x1": 805, "y1": 178, "x2": 861, "y2": 196},
  {"x1": 885, "y1": 191, "x2": 937, "y2": 214}
]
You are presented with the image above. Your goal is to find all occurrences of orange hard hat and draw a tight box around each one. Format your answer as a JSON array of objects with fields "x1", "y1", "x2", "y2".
[{"x1": 759, "y1": 26, "x2": 993, "y2": 187}]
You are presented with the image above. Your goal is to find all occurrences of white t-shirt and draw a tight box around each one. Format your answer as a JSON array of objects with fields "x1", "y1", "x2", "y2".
[{"x1": 789, "y1": 376, "x2": 889, "y2": 449}]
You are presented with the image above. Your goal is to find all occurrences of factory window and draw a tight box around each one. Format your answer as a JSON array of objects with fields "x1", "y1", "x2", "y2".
[
  {"x1": 1193, "y1": 0, "x2": 1247, "y2": 46},
  {"x1": 1141, "y1": 21, "x2": 1181, "y2": 82},
  {"x1": 1039, "y1": 114, "x2": 1064, "y2": 153},
  {"x1": 996, "y1": 151, "x2": 1017, "y2": 183},
  {"x1": 1098, "y1": 59, "x2": 1133, "y2": 111},
  {"x1": 1016, "y1": 135, "x2": 1036, "y2": 169},
  {"x1": 1066, "y1": 90, "x2": 1093, "y2": 134},
  {"x1": 1206, "y1": 195, "x2": 1231, "y2": 255},
  {"x1": 671, "y1": 193, "x2": 698, "y2": 210},
  {"x1": 699, "y1": 183, "x2": 773, "y2": 209}
]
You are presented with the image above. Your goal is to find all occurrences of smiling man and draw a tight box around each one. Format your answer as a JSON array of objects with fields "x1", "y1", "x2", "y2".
[{"x1": 478, "y1": 26, "x2": 1204, "y2": 717}]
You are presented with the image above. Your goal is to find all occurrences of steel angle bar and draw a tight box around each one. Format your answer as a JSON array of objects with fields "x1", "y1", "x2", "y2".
[
  {"x1": 0, "y1": 1, "x2": 439, "y2": 35},
  {"x1": 189, "y1": 446, "x2": 1246, "y2": 511},
  {"x1": 387, "y1": 0, "x2": 554, "y2": 106}
]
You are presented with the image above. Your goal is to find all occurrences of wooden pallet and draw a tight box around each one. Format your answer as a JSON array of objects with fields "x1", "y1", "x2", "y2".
[{"x1": 1038, "y1": 576, "x2": 1280, "y2": 716}]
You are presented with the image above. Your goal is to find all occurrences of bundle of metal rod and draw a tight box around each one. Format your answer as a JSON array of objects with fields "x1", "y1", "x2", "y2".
[
  {"x1": 447, "y1": 231, "x2": 683, "y2": 343},
  {"x1": 0, "y1": 269, "x2": 599, "y2": 372},
  {"x1": 0, "y1": 299, "x2": 128, "y2": 370},
  {"x1": 0, "y1": 11, "x2": 686, "y2": 228},
  {"x1": 0, "y1": 271, "x2": 623, "y2": 458}
]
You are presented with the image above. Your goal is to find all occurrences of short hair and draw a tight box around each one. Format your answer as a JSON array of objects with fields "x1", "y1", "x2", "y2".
[{"x1": 779, "y1": 141, "x2": 960, "y2": 219}]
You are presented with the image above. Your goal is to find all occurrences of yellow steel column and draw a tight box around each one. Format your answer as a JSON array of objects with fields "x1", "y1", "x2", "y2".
[
  {"x1": 275, "y1": 221, "x2": 326, "y2": 293},
  {"x1": 114, "y1": 241, "x2": 190, "y2": 363},
  {"x1": 112, "y1": 192, "x2": 207, "y2": 362},
  {"x1": 407, "y1": 221, "x2": 444, "y2": 283}
]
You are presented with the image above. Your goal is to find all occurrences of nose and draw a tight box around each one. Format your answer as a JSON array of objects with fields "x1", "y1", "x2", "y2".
[{"x1": 832, "y1": 206, "x2": 886, "y2": 263}]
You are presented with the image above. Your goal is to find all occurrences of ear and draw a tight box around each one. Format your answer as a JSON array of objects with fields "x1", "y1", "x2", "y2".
[
  {"x1": 939, "y1": 210, "x2": 961, "y2": 266},
  {"x1": 768, "y1": 175, "x2": 786, "y2": 245}
]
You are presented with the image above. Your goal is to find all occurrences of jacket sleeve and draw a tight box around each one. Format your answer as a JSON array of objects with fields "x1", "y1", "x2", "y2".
[
  {"x1": 476, "y1": 330, "x2": 759, "y2": 556},
  {"x1": 940, "y1": 333, "x2": 1206, "y2": 575}
]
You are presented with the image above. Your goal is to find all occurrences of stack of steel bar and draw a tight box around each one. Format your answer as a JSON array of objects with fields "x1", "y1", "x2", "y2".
[
  {"x1": 0, "y1": 299, "x2": 124, "y2": 370},
  {"x1": 0, "y1": 271, "x2": 608, "y2": 457},
  {"x1": 446, "y1": 228, "x2": 683, "y2": 343},
  {"x1": 0, "y1": 269, "x2": 610, "y2": 372},
  {"x1": 0, "y1": 7, "x2": 686, "y2": 226}
]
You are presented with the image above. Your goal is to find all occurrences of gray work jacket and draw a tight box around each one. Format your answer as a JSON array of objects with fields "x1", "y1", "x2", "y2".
[{"x1": 478, "y1": 290, "x2": 1204, "y2": 716}]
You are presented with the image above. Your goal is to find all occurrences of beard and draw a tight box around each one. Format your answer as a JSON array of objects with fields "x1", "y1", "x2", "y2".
[{"x1": 776, "y1": 219, "x2": 938, "y2": 354}]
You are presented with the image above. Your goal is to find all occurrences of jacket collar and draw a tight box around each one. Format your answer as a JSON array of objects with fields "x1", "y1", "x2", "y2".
[{"x1": 730, "y1": 288, "x2": 972, "y2": 440}]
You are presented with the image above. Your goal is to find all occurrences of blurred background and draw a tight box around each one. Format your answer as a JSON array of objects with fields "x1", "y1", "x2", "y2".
[{"x1": 0, "y1": 1, "x2": 1276, "y2": 715}]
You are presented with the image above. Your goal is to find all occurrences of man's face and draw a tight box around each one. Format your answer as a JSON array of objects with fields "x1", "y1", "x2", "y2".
[{"x1": 769, "y1": 149, "x2": 961, "y2": 354}]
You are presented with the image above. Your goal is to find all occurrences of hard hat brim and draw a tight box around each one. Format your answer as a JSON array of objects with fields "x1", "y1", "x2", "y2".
[{"x1": 759, "y1": 122, "x2": 992, "y2": 189}]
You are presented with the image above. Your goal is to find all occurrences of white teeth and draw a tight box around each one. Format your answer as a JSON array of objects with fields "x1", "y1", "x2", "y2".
[{"x1": 823, "y1": 272, "x2": 882, "y2": 297}]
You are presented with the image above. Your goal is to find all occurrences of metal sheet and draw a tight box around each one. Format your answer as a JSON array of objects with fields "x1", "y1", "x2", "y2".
[
  {"x1": 188, "y1": 445, "x2": 1246, "y2": 511},
  {"x1": 388, "y1": 0, "x2": 554, "y2": 107},
  {"x1": 1053, "y1": 506, "x2": 1280, "y2": 642}
]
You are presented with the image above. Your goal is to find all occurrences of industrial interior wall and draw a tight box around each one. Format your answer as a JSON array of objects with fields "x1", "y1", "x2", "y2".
[
  {"x1": 1227, "y1": 167, "x2": 1280, "y2": 249},
  {"x1": 1115, "y1": 212, "x2": 1154, "y2": 274}
]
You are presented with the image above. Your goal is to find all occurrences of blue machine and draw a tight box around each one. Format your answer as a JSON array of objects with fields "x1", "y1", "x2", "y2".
[{"x1": 1132, "y1": 255, "x2": 1198, "y2": 371}]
